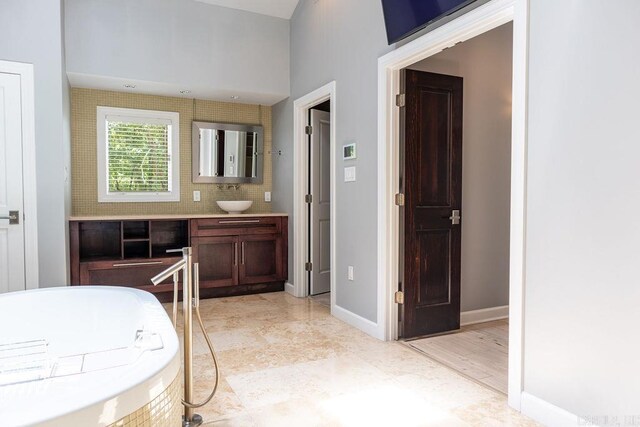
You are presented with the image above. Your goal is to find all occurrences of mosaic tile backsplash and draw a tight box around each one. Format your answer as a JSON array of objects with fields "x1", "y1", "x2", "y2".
[{"x1": 71, "y1": 88, "x2": 273, "y2": 216}]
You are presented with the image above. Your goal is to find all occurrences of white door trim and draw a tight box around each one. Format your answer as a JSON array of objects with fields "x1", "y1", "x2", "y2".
[
  {"x1": 291, "y1": 82, "x2": 336, "y2": 309},
  {"x1": 0, "y1": 60, "x2": 39, "y2": 291},
  {"x1": 376, "y1": 0, "x2": 528, "y2": 411}
]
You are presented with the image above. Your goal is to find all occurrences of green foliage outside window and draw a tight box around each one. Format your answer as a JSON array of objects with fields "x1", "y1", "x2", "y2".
[{"x1": 107, "y1": 122, "x2": 171, "y2": 192}]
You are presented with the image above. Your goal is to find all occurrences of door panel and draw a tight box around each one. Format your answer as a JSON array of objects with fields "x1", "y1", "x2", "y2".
[
  {"x1": 418, "y1": 231, "x2": 451, "y2": 306},
  {"x1": 417, "y1": 88, "x2": 452, "y2": 207},
  {"x1": 0, "y1": 73, "x2": 25, "y2": 294},
  {"x1": 319, "y1": 219, "x2": 331, "y2": 274},
  {"x1": 239, "y1": 234, "x2": 281, "y2": 285},
  {"x1": 310, "y1": 109, "x2": 331, "y2": 295},
  {"x1": 401, "y1": 69, "x2": 463, "y2": 338},
  {"x1": 192, "y1": 236, "x2": 238, "y2": 288}
]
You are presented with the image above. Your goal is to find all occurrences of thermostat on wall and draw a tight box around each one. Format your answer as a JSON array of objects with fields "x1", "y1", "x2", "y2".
[{"x1": 343, "y1": 143, "x2": 357, "y2": 160}]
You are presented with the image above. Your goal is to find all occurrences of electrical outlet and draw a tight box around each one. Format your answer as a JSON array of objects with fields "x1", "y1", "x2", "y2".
[
  {"x1": 265, "y1": 191, "x2": 271, "y2": 202},
  {"x1": 193, "y1": 190, "x2": 201, "y2": 202},
  {"x1": 348, "y1": 266, "x2": 354, "y2": 281}
]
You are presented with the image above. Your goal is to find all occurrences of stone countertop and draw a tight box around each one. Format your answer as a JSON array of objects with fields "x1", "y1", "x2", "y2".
[{"x1": 68, "y1": 213, "x2": 289, "y2": 221}]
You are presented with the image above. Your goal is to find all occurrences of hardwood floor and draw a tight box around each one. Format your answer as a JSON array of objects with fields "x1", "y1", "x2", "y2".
[{"x1": 406, "y1": 320, "x2": 509, "y2": 394}]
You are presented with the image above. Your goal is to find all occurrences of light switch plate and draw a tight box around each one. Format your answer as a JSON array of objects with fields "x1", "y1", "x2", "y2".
[
  {"x1": 344, "y1": 166, "x2": 356, "y2": 182},
  {"x1": 265, "y1": 191, "x2": 271, "y2": 202},
  {"x1": 348, "y1": 266, "x2": 354, "y2": 281},
  {"x1": 193, "y1": 190, "x2": 201, "y2": 202}
]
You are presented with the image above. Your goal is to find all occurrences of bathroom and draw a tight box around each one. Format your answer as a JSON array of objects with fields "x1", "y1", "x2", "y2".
[{"x1": 2, "y1": 0, "x2": 640, "y2": 426}]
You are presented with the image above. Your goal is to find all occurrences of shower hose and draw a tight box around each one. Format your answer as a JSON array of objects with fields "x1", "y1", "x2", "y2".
[{"x1": 182, "y1": 304, "x2": 220, "y2": 409}]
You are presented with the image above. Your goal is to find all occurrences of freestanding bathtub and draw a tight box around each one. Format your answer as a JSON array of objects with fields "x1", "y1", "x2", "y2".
[{"x1": 0, "y1": 286, "x2": 180, "y2": 426}]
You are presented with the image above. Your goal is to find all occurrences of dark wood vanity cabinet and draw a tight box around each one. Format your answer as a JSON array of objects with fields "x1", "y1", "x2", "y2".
[
  {"x1": 69, "y1": 215, "x2": 287, "y2": 300},
  {"x1": 190, "y1": 217, "x2": 286, "y2": 289}
]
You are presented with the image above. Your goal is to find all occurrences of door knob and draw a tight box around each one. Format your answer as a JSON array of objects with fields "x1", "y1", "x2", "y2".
[
  {"x1": 0, "y1": 210, "x2": 19, "y2": 225},
  {"x1": 449, "y1": 210, "x2": 461, "y2": 225}
]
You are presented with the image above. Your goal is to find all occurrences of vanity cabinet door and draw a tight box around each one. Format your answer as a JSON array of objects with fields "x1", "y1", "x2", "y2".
[
  {"x1": 192, "y1": 236, "x2": 238, "y2": 288},
  {"x1": 238, "y1": 234, "x2": 282, "y2": 285}
]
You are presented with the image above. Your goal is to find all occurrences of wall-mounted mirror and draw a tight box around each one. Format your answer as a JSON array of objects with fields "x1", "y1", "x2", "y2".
[{"x1": 192, "y1": 121, "x2": 264, "y2": 184}]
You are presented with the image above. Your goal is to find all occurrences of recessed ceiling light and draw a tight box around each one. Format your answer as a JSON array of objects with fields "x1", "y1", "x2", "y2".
[
  {"x1": 180, "y1": 90, "x2": 191, "y2": 94},
  {"x1": 230, "y1": 95, "x2": 240, "y2": 100},
  {"x1": 123, "y1": 84, "x2": 136, "y2": 89}
]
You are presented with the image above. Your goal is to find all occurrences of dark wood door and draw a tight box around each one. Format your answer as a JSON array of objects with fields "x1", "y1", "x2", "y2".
[
  {"x1": 400, "y1": 69, "x2": 463, "y2": 339},
  {"x1": 192, "y1": 236, "x2": 238, "y2": 288},
  {"x1": 239, "y1": 234, "x2": 281, "y2": 285}
]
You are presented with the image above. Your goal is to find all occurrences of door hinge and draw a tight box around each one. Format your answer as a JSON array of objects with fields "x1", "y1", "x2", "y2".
[
  {"x1": 449, "y1": 209, "x2": 461, "y2": 225},
  {"x1": 394, "y1": 193, "x2": 405, "y2": 206},
  {"x1": 396, "y1": 93, "x2": 406, "y2": 107},
  {"x1": 305, "y1": 125, "x2": 313, "y2": 135},
  {"x1": 305, "y1": 262, "x2": 313, "y2": 272},
  {"x1": 305, "y1": 194, "x2": 313, "y2": 204},
  {"x1": 395, "y1": 291, "x2": 404, "y2": 304}
]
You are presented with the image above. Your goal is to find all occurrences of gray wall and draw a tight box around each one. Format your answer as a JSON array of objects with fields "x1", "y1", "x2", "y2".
[
  {"x1": 0, "y1": 0, "x2": 71, "y2": 287},
  {"x1": 65, "y1": 0, "x2": 289, "y2": 104},
  {"x1": 272, "y1": 0, "x2": 393, "y2": 321},
  {"x1": 409, "y1": 23, "x2": 513, "y2": 312},
  {"x1": 525, "y1": 0, "x2": 640, "y2": 415}
]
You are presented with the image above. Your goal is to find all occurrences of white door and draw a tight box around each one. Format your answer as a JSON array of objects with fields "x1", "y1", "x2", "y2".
[
  {"x1": 0, "y1": 72, "x2": 26, "y2": 294},
  {"x1": 309, "y1": 109, "x2": 331, "y2": 295}
]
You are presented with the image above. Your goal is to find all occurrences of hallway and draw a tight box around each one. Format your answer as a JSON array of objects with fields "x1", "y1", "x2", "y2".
[{"x1": 170, "y1": 293, "x2": 537, "y2": 426}]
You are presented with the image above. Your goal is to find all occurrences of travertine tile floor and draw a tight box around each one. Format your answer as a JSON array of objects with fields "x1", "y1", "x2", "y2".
[{"x1": 166, "y1": 292, "x2": 537, "y2": 426}]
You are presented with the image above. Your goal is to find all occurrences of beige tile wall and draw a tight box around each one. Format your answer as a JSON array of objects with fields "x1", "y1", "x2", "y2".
[{"x1": 71, "y1": 88, "x2": 273, "y2": 216}]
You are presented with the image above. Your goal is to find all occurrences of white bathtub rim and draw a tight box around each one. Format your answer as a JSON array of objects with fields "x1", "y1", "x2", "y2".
[{"x1": 0, "y1": 286, "x2": 181, "y2": 426}]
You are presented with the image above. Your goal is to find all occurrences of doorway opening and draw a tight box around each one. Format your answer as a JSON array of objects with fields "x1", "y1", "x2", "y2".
[
  {"x1": 377, "y1": 0, "x2": 528, "y2": 410},
  {"x1": 291, "y1": 82, "x2": 337, "y2": 312},
  {"x1": 307, "y1": 99, "x2": 331, "y2": 302},
  {"x1": 399, "y1": 22, "x2": 513, "y2": 395}
]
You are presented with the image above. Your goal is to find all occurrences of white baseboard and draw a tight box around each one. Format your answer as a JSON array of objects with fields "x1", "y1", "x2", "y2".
[
  {"x1": 460, "y1": 305, "x2": 509, "y2": 326},
  {"x1": 521, "y1": 392, "x2": 583, "y2": 427},
  {"x1": 332, "y1": 303, "x2": 384, "y2": 340},
  {"x1": 284, "y1": 282, "x2": 295, "y2": 296}
]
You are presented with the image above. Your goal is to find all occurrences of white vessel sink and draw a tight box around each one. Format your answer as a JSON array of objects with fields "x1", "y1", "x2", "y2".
[{"x1": 217, "y1": 200, "x2": 253, "y2": 214}]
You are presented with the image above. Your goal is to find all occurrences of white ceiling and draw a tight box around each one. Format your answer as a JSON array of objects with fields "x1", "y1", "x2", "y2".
[{"x1": 193, "y1": 0, "x2": 299, "y2": 20}]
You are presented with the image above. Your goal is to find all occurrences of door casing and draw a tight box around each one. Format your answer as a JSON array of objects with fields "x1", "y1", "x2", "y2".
[
  {"x1": 291, "y1": 82, "x2": 337, "y2": 309},
  {"x1": 376, "y1": 0, "x2": 528, "y2": 411},
  {"x1": 0, "y1": 60, "x2": 38, "y2": 291}
]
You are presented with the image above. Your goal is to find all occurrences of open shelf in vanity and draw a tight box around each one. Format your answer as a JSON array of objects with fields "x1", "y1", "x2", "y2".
[{"x1": 69, "y1": 214, "x2": 288, "y2": 301}]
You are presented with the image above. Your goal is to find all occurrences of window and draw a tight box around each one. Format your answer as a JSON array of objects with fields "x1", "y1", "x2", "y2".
[{"x1": 97, "y1": 107, "x2": 180, "y2": 202}]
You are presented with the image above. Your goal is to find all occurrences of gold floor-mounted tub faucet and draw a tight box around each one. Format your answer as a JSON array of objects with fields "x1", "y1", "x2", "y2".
[{"x1": 151, "y1": 247, "x2": 219, "y2": 427}]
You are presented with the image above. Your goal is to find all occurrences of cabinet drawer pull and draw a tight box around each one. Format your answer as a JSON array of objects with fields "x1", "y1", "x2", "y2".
[
  {"x1": 218, "y1": 220, "x2": 261, "y2": 224},
  {"x1": 241, "y1": 242, "x2": 245, "y2": 264},
  {"x1": 234, "y1": 242, "x2": 238, "y2": 266},
  {"x1": 112, "y1": 261, "x2": 164, "y2": 267}
]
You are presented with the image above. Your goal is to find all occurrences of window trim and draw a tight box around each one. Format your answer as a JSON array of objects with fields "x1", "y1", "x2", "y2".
[{"x1": 97, "y1": 106, "x2": 180, "y2": 203}]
